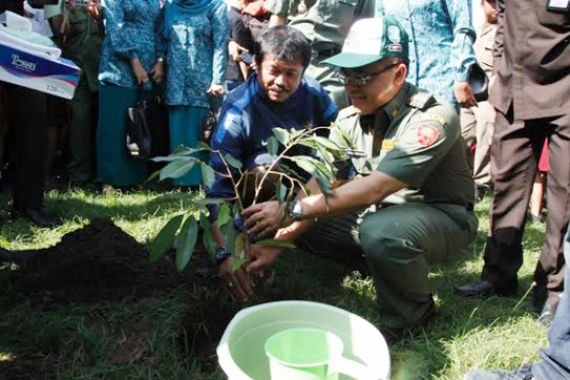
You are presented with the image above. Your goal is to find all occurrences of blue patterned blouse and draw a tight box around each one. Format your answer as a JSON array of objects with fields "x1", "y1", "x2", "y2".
[
  {"x1": 98, "y1": 0, "x2": 165, "y2": 89},
  {"x1": 376, "y1": 0, "x2": 477, "y2": 110},
  {"x1": 163, "y1": 0, "x2": 228, "y2": 107}
]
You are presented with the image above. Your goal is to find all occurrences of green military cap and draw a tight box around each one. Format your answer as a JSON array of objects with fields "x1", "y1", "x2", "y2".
[{"x1": 322, "y1": 17, "x2": 409, "y2": 69}]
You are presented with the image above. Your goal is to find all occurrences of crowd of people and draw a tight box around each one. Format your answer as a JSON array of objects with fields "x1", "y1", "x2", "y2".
[{"x1": 0, "y1": 0, "x2": 569, "y2": 378}]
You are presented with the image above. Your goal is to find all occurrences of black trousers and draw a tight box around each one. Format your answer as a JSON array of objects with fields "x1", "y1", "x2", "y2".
[
  {"x1": 5, "y1": 85, "x2": 48, "y2": 210},
  {"x1": 481, "y1": 107, "x2": 569, "y2": 307}
]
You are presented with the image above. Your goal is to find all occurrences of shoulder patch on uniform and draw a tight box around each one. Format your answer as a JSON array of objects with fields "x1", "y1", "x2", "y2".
[
  {"x1": 423, "y1": 113, "x2": 448, "y2": 127},
  {"x1": 407, "y1": 92, "x2": 435, "y2": 110},
  {"x1": 416, "y1": 124, "x2": 440, "y2": 147}
]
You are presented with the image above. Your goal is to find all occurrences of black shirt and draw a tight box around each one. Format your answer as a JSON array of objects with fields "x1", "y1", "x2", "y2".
[
  {"x1": 225, "y1": 6, "x2": 254, "y2": 83},
  {"x1": 1, "y1": 0, "x2": 24, "y2": 14}
]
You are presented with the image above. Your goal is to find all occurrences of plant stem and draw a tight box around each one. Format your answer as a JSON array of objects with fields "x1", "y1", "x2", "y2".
[
  {"x1": 250, "y1": 127, "x2": 331, "y2": 206},
  {"x1": 210, "y1": 149, "x2": 244, "y2": 211}
]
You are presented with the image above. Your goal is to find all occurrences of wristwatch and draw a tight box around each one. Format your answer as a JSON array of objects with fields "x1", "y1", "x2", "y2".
[
  {"x1": 215, "y1": 246, "x2": 231, "y2": 265},
  {"x1": 287, "y1": 201, "x2": 304, "y2": 221}
]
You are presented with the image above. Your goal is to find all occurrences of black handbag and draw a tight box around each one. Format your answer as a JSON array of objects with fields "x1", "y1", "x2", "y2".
[
  {"x1": 468, "y1": 62, "x2": 489, "y2": 102},
  {"x1": 126, "y1": 89, "x2": 152, "y2": 160},
  {"x1": 201, "y1": 95, "x2": 222, "y2": 143}
]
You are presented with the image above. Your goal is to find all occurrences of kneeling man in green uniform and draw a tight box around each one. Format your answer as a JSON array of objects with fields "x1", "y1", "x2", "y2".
[{"x1": 239, "y1": 17, "x2": 478, "y2": 335}]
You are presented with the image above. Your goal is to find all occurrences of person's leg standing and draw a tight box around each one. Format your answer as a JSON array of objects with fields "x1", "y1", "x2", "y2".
[
  {"x1": 359, "y1": 203, "x2": 478, "y2": 329},
  {"x1": 69, "y1": 76, "x2": 96, "y2": 184},
  {"x1": 460, "y1": 107, "x2": 477, "y2": 170},
  {"x1": 531, "y1": 113, "x2": 570, "y2": 310},
  {"x1": 472, "y1": 101, "x2": 494, "y2": 189},
  {"x1": 168, "y1": 105, "x2": 207, "y2": 186},
  {"x1": 96, "y1": 83, "x2": 146, "y2": 187},
  {"x1": 532, "y1": 221, "x2": 570, "y2": 380},
  {"x1": 9, "y1": 85, "x2": 47, "y2": 211},
  {"x1": 480, "y1": 109, "x2": 547, "y2": 295}
]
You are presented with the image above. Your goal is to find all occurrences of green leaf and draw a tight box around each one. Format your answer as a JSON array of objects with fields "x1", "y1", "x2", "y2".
[
  {"x1": 160, "y1": 159, "x2": 196, "y2": 180},
  {"x1": 147, "y1": 169, "x2": 161, "y2": 182},
  {"x1": 200, "y1": 163, "x2": 216, "y2": 187},
  {"x1": 255, "y1": 239, "x2": 296, "y2": 249},
  {"x1": 276, "y1": 181, "x2": 287, "y2": 204},
  {"x1": 173, "y1": 145, "x2": 191, "y2": 154},
  {"x1": 149, "y1": 214, "x2": 184, "y2": 262},
  {"x1": 197, "y1": 141, "x2": 211, "y2": 150},
  {"x1": 290, "y1": 129, "x2": 305, "y2": 140},
  {"x1": 172, "y1": 145, "x2": 210, "y2": 155},
  {"x1": 315, "y1": 173, "x2": 334, "y2": 195},
  {"x1": 266, "y1": 136, "x2": 279, "y2": 156},
  {"x1": 175, "y1": 217, "x2": 198, "y2": 272},
  {"x1": 192, "y1": 198, "x2": 227, "y2": 207},
  {"x1": 297, "y1": 137, "x2": 318, "y2": 150},
  {"x1": 217, "y1": 203, "x2": 231, "y2": 227},
  {"x1": 337, "y1": 128, "x2": 355, "y2": 149},
  {"x1": 273, "y1": 127, "x2": 291, "y2": 146},
  {"x1": 151, "y1": 156, "x2": 174, "y2": 163},
  {"x1": 234, "y1": 232, "x2": 246, "y2": 259},
  {"x1": 314, "y1": 136, "x2": 342, "y2": 152},
  {"x1": 274, "y1": 163, "x2": 307, "y2": 181},
  {"x1": 230, "y1": 256, "x2": 248, "y2": 273},
  {"x1": 224, "y1": 153, "x2": 243, "y2": 169},
  {"x1": 291, "y1": 155, "x2": 320, "y2": 176},
  {"x1": 199, "y1": 215, "x2": 217, "y2": 261},
  {"x1": 317, "y1": 144, "x2": 335, "y2": 165},
  {"x1": 221, "y1": 222, "x2": 238, "y2": 255}
]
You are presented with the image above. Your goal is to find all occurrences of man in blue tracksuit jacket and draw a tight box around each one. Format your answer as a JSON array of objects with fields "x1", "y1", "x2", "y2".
[{"x1": 206, "y1": 25, "x2": 337, "y2": 300}]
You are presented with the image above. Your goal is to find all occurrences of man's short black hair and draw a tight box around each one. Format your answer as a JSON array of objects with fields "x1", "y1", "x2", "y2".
[{"x1": 253, "y1": 25, "x2": 311, "y2": 69}]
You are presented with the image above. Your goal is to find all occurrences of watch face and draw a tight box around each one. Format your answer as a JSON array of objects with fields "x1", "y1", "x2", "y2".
[
  {"x1": 215, "y1": 247, "x2": 230, "y2": 262},
  {"x1": 288, "y1": 201, "x2": 303, "y2": 220}
]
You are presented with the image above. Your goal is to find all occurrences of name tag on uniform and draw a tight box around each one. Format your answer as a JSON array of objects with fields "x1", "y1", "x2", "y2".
[
  {"x1": 547, "y1": 0, "x2": 569, "y2": 12},
  {"x1": 382, "y1": 139, "x2": 397, "y2": 150}
]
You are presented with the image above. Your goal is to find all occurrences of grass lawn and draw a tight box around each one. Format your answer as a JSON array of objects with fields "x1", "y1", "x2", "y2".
[{"x1": 0, "y1": 188, "x2": 548, "y2": 379}]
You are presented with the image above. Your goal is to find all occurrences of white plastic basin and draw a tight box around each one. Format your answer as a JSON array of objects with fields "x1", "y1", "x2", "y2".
[{"x1": 216, "y1": 300, "x2": 391, "y2": 380}]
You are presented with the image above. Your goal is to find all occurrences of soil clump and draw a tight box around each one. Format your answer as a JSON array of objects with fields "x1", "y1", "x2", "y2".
[{"x1": 11, "y1": 219, "x2": 192, "y2": 304}]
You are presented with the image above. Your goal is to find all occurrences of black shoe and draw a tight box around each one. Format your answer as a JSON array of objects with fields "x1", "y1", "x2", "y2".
[
  {"x1": 526, "y1": 211, "x2": 543, "y2": 225},
  {"x1": 465, "y1": 364, "x2": 535, "y2": 380},
  {"x1": 454, "y1": 280, "x2": 495, "y2": 297},
  {"x1": 11, "y1": 208, "x2": 61, "y2": 228},
  {"x1": 537, "y1": 301, "x2": 559, "y2": 327},
  {"x1": 378, "y1": 300, "x2": 436, "y2": 343},
  {"x1": 476, "y1": 185, "x2": 491, "y2": 202}
]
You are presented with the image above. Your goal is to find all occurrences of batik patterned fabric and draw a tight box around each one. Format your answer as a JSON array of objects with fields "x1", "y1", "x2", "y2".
[
  {"x1": 163, "y1": 0, "x2": 228, "y2": 107},
  {"x1": 376, "y1": 0, "x2": 476, "y2": 110},
  {"x1": 99, "y1": 0, "x2": 165, "y2": 89}
]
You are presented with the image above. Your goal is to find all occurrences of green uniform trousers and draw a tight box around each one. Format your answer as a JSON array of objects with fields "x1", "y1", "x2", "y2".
[
  {"x1": 298, "y1": 202, "x2": 478, "y2": 329},
  {"x1": 68, "y1": 76, "x2": 98, "y2": 183}
]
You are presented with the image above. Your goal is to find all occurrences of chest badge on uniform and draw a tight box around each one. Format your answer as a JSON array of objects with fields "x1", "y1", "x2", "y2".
[
  {"x1": 382, "y1": 139, "x2": 397, "y2": 150},
  {"x1": 416, "y1": 125, "x2": 440, "y2": 147}
]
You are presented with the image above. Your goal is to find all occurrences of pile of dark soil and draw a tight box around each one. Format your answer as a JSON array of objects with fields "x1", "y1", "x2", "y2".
[
  {"x1": 4, "y1": 218, "x2": 295, "y2": 375},
  {"x1": 11, "y1": 219, "x2": 192, "y2": 304}
]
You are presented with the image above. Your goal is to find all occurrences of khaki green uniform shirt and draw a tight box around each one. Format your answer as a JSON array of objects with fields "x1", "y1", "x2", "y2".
[
  {"x1": 264, "y1": 0, "x2": 375, "y2": 108},
  {"x1": 60, "y1": 9, "x2": 103, "y2": 92},
  {"x1": 264, "y1": 0, "x2": 375, "y2": 47},
  {"x1": 330, "y1": 83, "x2": 475, "y2": 207}
]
